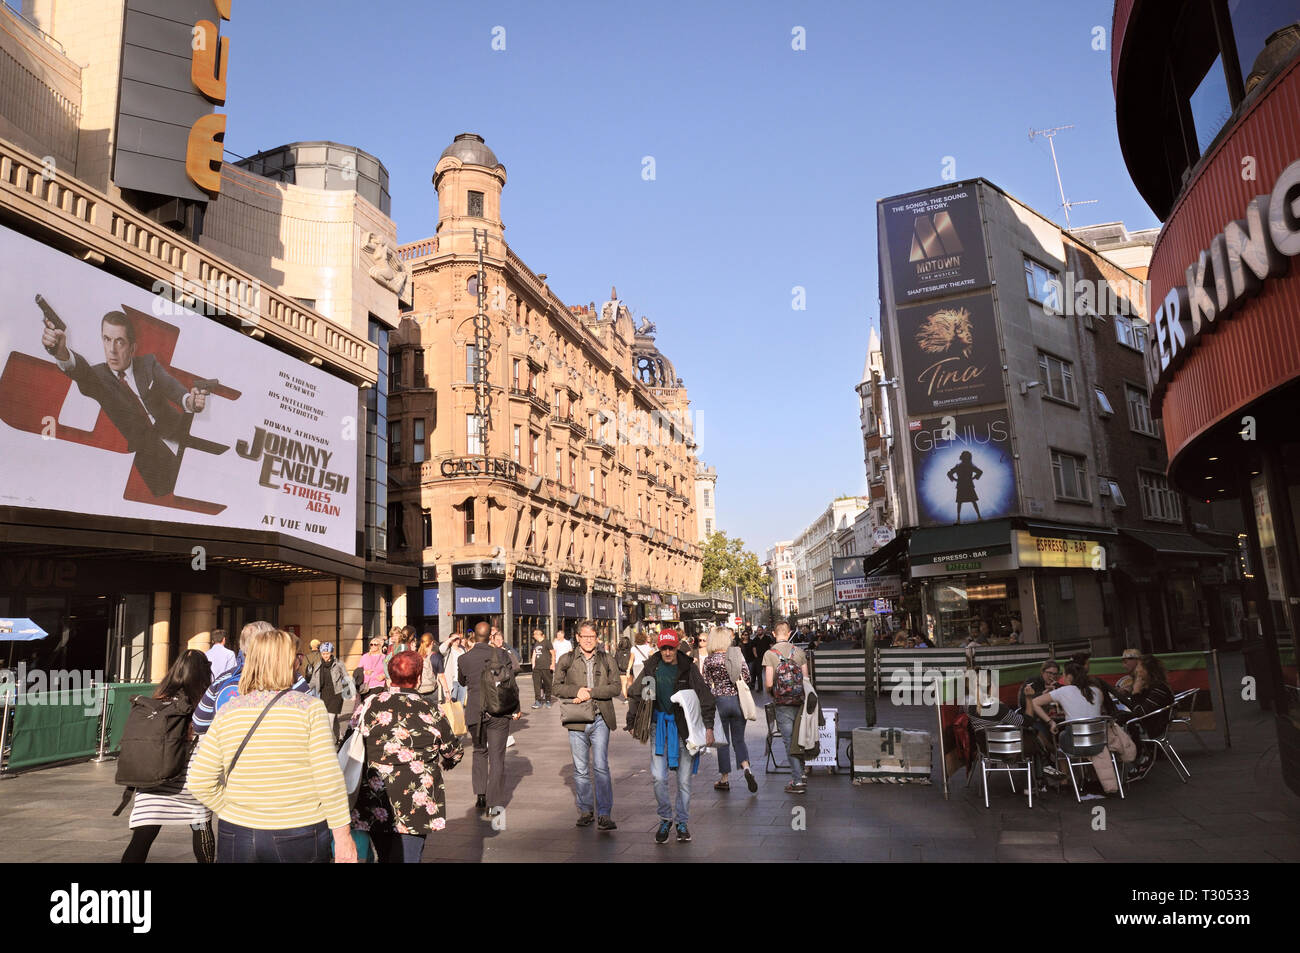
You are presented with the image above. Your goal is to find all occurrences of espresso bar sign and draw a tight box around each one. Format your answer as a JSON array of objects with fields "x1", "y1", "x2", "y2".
[
  {"x1": 1146, "y1": 157, "x2": 1300, "y2": 402},
  {"x1": 439, "y1": 457, "x2": 522, "y2": 481}
]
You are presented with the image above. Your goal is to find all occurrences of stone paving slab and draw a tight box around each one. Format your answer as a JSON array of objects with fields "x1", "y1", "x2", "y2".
[{"x1": 1, "y1": 654, "x2": 1297, "y2": 862}]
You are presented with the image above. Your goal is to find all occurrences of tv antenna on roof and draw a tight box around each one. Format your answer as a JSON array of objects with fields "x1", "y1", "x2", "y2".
[{"x1": 1028, "y1": 124, "x2": 1098, "y2": 228}]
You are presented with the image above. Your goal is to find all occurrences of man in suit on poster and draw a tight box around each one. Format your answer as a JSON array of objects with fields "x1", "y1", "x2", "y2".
[{"x1": 42, "y1": 309, "x2": 209, "y2": 497}]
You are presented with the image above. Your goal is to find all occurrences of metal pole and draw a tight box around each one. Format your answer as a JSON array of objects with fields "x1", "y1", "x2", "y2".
[
  {"x1": 936, "y1": 691, "x2": 949, "y2": 800},
  {"x1": 0, "y1": 689, "x2": 12, "y2": 779},
  {"x1": 1212, "y1": 648, "x2": 1231, "y2": 750},
  {"x1": 92, "y1": 681, "x2": 111, "y2": 762},
  {"x1": 864, "y1": 626, "x2": 876, "y2": 727}
]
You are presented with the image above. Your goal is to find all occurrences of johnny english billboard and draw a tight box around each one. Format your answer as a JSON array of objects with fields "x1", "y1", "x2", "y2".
[
  {"x1": 909, "y1": 409, "x2": 1017, "y2": 527},
  {"x1": 0, "y1": 223, "x2": 358, "y2": 556}
]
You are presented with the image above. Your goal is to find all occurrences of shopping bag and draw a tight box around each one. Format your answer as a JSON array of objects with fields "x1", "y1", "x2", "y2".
[{"x1": 441, "y1": 699, "x2": 467, "y2": 736}]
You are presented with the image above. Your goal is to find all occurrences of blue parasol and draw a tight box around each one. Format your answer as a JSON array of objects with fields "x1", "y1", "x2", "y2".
[{"x1": 0, "y1": 618, "x2": 49, "y2": 642}]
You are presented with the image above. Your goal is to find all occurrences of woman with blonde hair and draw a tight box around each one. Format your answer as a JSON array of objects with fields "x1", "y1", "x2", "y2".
[
  {"x1": 701, "y1": 626, "x2": 756, "y2": 793},
  {"x1": 189, "y1": 627, "x2": 356, "y2": 863}
]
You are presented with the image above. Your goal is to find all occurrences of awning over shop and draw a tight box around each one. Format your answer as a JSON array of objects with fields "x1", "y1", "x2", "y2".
[
  {"x1": 909, "y1": 519, "x2": 1013, "y2": 560},
  {"x1": 863, "y1": 532, "x2": 908, "y2": 576},
  {"x1": 908, "y1": 519, "x2": 1015, "y2": 578},
  {"x1": 1118, "y1": 529, "x2": 1231, "y2": 558},
  {"x1": 1019, "y1": 519, "x2": 1117, "y2": 538}
]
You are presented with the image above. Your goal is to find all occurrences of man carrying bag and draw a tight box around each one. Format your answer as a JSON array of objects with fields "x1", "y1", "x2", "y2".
[{"x1": 553, "y1": 621, "x2": 622, "y2": 831}]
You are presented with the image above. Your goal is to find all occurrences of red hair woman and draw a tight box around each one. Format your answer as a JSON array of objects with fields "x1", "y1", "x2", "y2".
[{"x1": 350, "y1": 650, "x2": 464, "y2": 863}]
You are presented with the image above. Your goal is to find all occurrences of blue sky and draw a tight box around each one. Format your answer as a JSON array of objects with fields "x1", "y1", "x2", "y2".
[{"x1": 223, "y1": 0, "x2": 1157, "y2": 557}]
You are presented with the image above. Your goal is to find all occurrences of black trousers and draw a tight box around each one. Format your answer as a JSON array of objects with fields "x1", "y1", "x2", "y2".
[
  {"x1": 470, "y1": 715, "x2": 511, "y2": 808},
  {"x1": 532, "y1": 668, "x2": 552, "y2": 702}
]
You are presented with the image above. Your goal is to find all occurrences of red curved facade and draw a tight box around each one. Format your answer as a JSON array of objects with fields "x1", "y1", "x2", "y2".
[{"x1": 1146, "y1": 59, "x2": 1300, "y2": 474}]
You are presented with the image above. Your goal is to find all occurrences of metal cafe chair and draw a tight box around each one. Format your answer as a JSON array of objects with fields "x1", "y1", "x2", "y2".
[
  {"x1": 978, "y1": 724, "x2": 1033, "y2": 808},
  {"x1": 1057, "y1": 716, "x2": 1125, "y2": 803},
  {"x1": 1169, "y1": 688, "x2": 1208, "y2": 752},
  {"x1": 1127, "y1": 704, "x2": 1190, "y2": 783}
]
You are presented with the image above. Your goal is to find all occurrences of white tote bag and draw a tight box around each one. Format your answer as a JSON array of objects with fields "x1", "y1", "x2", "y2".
[
  {"x1": 736, "y1": 679, "x2": 757, "y2": 722},
  {"x1": 725, "y1": 646, "x2": 757, "y2": 721},
  {"x1": 338, "y1": 696, "x2": 374, "y2": 795}
]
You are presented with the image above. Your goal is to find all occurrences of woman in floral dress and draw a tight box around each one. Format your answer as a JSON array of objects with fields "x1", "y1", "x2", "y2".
[{"x1": 351, "y1": 650, "x2": 464, "y2": 863}]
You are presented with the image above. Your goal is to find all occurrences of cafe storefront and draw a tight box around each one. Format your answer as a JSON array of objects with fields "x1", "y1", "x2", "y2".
[{"x1": 906, "y1": 519, "x2": 1111, "y2": 649}]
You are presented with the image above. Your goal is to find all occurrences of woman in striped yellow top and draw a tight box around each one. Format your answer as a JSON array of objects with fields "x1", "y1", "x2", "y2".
[{"x1": 189, "y1": 627, "x2": 357, "y2": 863}]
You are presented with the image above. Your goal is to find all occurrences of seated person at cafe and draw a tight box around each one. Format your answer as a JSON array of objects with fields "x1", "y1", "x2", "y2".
[
  {"x1": 1019, "y1": 660, "x2": 1061, "y2": 749},
  {"x1": 1115, "y1": 648, "x2": 1141, "y2": 694},
  {"x1": 1122, "y1": 655, "x2": 1175, "y2": 763},
  {"x1": 1029, "y1": 662, "x2": 1105, "y2": 771}
]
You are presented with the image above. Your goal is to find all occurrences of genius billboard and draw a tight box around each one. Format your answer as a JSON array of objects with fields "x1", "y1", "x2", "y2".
[
  {"x1": 909, "y1": 408, "x2": 1018, "y2": 527},
  {"x1": 0, "y1": 224, "x2": 358, "y2": 556}
]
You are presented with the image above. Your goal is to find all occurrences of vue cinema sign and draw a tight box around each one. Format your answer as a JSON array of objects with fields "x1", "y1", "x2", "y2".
[
  {"x1": 113, "y1": 0, "x2": 233, "y2": 202},
  {"x1": 1146, "y1": 158, "x2": 1300, "y2": 402}
]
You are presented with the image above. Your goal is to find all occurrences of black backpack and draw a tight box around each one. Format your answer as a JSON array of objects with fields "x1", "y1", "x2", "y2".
[
  {"x1": 480, "y1": 648, "x2": 520, "y2": 717},
  {"x1": 114, "y1": 695, "x2": 193, "y2": 790}
]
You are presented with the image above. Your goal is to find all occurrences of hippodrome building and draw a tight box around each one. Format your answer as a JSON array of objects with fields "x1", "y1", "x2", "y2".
[
  {"x1": 0, "y1": 1, "x2": 415, "y2": 681},
  {"x1": 1111, "y1": 0, "x2": 1300, "y2": 792},
  {"x1": 390, "y1": 134, "x2": 703, "y2": 659}
]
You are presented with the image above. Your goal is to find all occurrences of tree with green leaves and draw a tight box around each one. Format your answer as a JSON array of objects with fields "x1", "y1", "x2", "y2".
[{"x1": 699, "y1": 531, "x2": 767, "y2": 598}]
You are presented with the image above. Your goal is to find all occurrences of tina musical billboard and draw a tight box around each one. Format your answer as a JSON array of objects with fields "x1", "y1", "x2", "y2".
[
  {"x1": 896, "y1": 291, "x2": 1002, "y2": 414},
  {"x1": 909, "y1": 409, "x2": 1017, "y2": 527},
  {"x1": 0, "y1": 224, "x2": 358, "y2": 556},
  {"x1": 880, "y1": 186, "x2": 991, "y2": 303}
]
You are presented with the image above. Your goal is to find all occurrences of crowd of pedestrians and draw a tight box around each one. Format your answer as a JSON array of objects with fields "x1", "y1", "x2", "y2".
[{"x1": 114, "y1": 616, "x2": 821, "y2": 864}]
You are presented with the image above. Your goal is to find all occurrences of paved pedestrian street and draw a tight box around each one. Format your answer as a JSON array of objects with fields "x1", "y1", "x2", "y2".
[{"x1": 2, "y1": 656, "x2": 1296, "y2": 864}]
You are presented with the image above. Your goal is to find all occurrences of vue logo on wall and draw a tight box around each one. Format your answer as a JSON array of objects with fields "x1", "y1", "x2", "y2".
[{"x1": 186, "y1": 0, "x2": 232, "y2": 195}]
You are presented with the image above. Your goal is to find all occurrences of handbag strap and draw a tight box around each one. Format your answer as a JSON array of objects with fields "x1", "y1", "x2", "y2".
[{"x1": 225, "y1": 687, "x2": 292, "y2": 782}]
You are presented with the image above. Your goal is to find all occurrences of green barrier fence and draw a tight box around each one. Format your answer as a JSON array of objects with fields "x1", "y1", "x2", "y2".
[
  {"x1": 105, "y1": 683, "x2": 158, "y2": 753},
  {"x1": 6, "y1": 687, "x2": 105, "y2": 771}
]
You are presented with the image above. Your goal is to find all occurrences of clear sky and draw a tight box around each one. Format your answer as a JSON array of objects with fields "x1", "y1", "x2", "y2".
[{"x1": 222, "y1": 0, "x2": 1157, "y2": 558}]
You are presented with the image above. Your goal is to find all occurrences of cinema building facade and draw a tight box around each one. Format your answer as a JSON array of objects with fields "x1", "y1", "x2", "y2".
[
  {"x1": 1111, "y1": 0, "x2": 1300, "y2": 792},
  {"x1": 0, "y1": 1, "x2": 412, "y2": 682}
]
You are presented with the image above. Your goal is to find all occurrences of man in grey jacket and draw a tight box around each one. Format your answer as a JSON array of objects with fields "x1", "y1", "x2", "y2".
[{"x1": 553, "y1": 621, "x2": 622, "y2": 831}]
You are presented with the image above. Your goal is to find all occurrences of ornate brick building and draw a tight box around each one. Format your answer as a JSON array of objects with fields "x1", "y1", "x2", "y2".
[{"x1": 391, "y1": 134, "x2": 703, "y2": 653}]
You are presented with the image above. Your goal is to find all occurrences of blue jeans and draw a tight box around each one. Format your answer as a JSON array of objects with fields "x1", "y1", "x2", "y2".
[
  {"x1": 567, "y1": 717, "x2": 613, "y2": 817},
  {"x1": 216, "y1": 820, "x2": 331, "y2": 863},
  {"x1": 370, "y1": 830, "x2": 426, "y2": 864},
  {"x1": 715, "y1": 694, "x2": 749, "y2": 775},
  {"x1": 650, "y1": 739, "x2": 694, "y2": 824},
  {"x1": 774, "y1": 704, "x2": 805, "y2": 783}
]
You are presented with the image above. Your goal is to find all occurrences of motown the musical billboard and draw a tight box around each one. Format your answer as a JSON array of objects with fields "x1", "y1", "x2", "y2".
[
  {"x1": 881, "y1": 185, "x2": 991, "y2": 302},
  {"x1": 0, "y1": 224, "x2": 357, "y2": 555}
]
